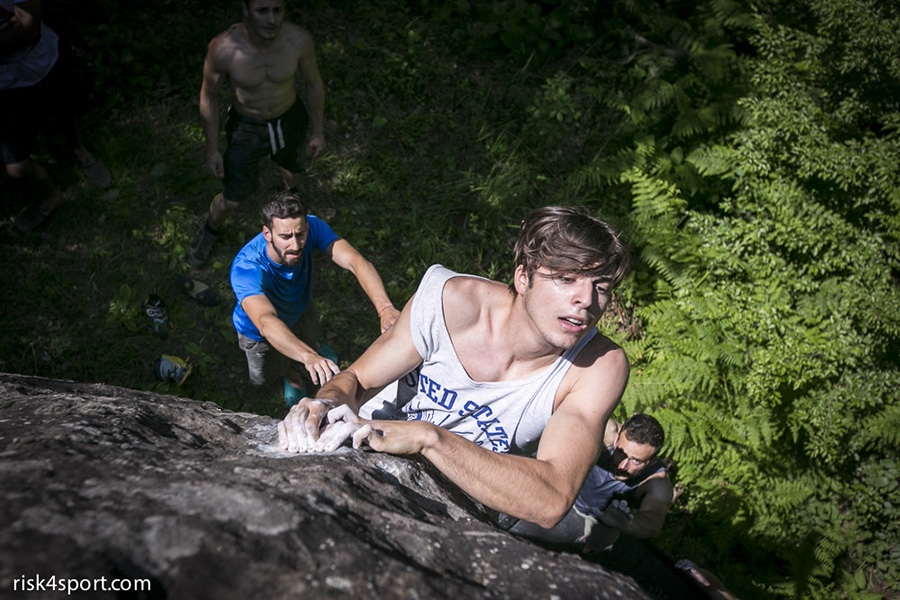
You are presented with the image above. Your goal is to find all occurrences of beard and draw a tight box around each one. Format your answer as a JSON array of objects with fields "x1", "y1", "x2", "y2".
[{"x1": 278, "y1": 247, "x2": 303, "y2": 265}]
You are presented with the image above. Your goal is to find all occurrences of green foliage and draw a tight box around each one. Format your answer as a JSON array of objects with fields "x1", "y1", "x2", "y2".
[
  {"x1": 564, "y1": 0, "x2": 754, "y2": 210},
  {"x1": 49, "y1": 0, "x2": 221, "y2": 111},
  {"x1": 420, "y1": 0, "x2": 599, "y2": 59},
  {"x1": 616, "y1": 0, "x2": 900, "y2": 596}
]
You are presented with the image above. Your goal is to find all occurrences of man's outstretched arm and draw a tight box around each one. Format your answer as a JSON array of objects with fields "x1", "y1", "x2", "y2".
[
  {"x1": 326, "y1": 239, "x2": 400, "y2": 332},
  {"x1": 242, "y1": 294, "x2": 339, "y2": 385}
]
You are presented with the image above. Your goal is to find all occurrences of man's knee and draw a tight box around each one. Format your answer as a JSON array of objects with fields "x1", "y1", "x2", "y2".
[
  {"x1": 239, "y1": 335, "x2": 273, "y2": 386},
  {"x1": 5, "y1": 159, "x2": 33, "y2": 179},
  {"x1": 211, "y1": 193, "x2": 240, "y2": 213},
  {"x1": 280, "y1": 168, "x2": 303, "y2": 190},
  {"x1": 242, "y1": 349, "x2": 292, "y2": 387},
  {"x1": 209, "y1": 193, "x2": 240, "y2": 227},
  {"x1": 245, "y1": 352, "x2": 278, "y2": 386},
  {"x1": 247, "y1": 367, "x2": 269, "y2": 387}
]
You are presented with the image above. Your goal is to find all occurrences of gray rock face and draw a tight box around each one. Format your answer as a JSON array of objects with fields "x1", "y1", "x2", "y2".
[{"x1": 0, "y1": 374, "x2": 650, "y2": 599}]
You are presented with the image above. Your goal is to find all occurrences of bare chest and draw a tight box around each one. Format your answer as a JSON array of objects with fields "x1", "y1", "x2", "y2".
[
  {"x1": 228, "y1": 48, "x2": 299, "y2": 91},
  {"x1": 452, "y1": 330, "x2": 556, "y2": 383}
]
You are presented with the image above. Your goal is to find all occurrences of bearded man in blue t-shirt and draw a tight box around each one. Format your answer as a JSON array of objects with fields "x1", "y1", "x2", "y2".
[{"x1": 230, "y1": 192, "x2": 399, "y2": 404}]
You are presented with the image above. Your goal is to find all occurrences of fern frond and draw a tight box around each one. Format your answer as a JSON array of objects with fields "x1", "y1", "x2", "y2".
[
  {"x1": 687, "y1": 145, "x2": 738, "y2": 176},
  {"x1": 858, "y1": 403, "x2": 900, "y2": 450}
]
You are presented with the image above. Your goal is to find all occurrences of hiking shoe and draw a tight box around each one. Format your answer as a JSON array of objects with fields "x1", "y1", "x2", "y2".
[
  {"x1": 178, "y1": 275, "x2": 221, "y2": 306},
  {"x1": 154, "y1": 354, "x2": 192, "y2": 385},
  {"x1": 144, "y1": 294, "x2": 168, "y2": 339},
  {"x1": 284, "y1": 377, "x2": 308, "y2": 407},
  {"x1": 187, "y1": 225, "x2": 217, "y2": 267}
]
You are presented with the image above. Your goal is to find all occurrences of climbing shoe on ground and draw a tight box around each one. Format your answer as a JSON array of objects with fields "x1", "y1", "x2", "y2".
[
  {"x1": 284, "y1": 378, "x2": 308, "y2": 407},
  {"x1": 187, "y1": 225, "x2": 217, "y2": 267},
  {"x1": 154, "y1": 354, "x2": 192, "y2": 385},
  {"x1": 79, "y1": 158, "x2": 112, "y2": 189},
  {"x1": 179, "y1": 275, "x2": 221, "y2": 306},
  {"x1": 144, "y1": 294, "x2": 169, "y2": 339}
]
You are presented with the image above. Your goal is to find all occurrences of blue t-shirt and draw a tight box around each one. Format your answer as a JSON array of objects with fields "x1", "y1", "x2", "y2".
[{"x1": 230, "y1": 215, "x2": 339, "y2": 341}]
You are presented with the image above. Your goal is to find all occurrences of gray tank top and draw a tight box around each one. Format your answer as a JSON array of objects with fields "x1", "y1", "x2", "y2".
[{"x1": 359, "y1": 264, "x2": 597, "y2": 455}]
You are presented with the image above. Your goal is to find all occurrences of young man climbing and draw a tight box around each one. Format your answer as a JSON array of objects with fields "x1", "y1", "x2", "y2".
[{"x1": 279, "y1": 206, "x2": 633, "y2": 529}]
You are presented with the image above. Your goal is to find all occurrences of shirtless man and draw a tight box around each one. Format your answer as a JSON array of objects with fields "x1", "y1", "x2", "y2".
[
  {"x1": 506, "y1": 413, "x2": 674, "y2": 551},
  {"x1": 187, "y1": 0, "x2": 325, "y2": 268},
  {"x1": 278, "y1": 206, "x2": 632, "y2": 528}
]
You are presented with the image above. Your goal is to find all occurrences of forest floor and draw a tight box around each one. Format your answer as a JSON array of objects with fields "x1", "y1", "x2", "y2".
[{"x1": 0, "y1": 2, "x2": 443, "y2": 418}]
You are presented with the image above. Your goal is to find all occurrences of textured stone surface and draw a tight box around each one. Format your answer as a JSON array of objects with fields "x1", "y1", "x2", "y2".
[{"x1": 0, "y1": 373, "x2": 652, "y2": 600}]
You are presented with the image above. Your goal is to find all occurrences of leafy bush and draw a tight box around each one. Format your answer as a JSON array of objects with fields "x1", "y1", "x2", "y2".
[{"x1": 609, "y1": 0, "x2": 900, "y2": 596}]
